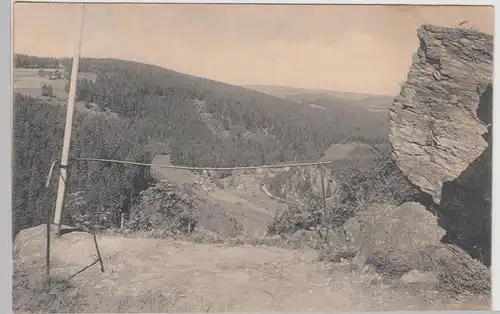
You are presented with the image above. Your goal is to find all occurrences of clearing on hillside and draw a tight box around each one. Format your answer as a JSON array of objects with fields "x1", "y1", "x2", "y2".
[{"x1": 13, "y1": 69, "x2": 68, "y2": 98}]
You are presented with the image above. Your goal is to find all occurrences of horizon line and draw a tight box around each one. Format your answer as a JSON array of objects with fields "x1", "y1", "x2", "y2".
[{"x1": 13, "y1": 53, "x2": 396, "y2": 98}]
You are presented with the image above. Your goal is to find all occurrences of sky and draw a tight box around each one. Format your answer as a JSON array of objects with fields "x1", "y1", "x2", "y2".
[{"x1": 13, "y1": 3, "x2": 494, "y2": 96}]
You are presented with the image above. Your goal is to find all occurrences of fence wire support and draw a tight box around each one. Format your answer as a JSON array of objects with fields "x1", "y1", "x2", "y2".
[
  {"x1": 44, "y1": 159, "x2": 60, "y2": 284},
  {"x1": 45, "y1": 160, "x2": 59, "y2": 188}
]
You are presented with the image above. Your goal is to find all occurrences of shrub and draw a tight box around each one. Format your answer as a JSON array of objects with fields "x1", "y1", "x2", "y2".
[
  {"x1": 41, "y1": 84, "x2": 54, "y2": 97},
  {"x1": 266, "y1": 145, "x2": 422, "y2": 267},
  {"x1": 65, "y1": 191, "x2": 117, "y2": 233},
  {"x1": 126, "y1": 182, "x2": 200, "y2": 235},
  {"x1": 331, "y1": 146, "x2": 419, "y2": 210},
  {"x1": 268, "y1": 146, "x2": 418, "y2": 235},
  {"x1": 421, "y1": 243, "x2": 491, "y2": 295},
  {"x1": 216, "y1": 206, "x2": 244, "y2": 237},
  {"x1": 267, "y1": 191, "x2": 323, "y2": 235}
]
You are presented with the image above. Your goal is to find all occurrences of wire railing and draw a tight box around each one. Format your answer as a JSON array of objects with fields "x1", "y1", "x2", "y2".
[
  {"x1": 69, "y1": 157, "x2": 333, "y2": 171},
  {"x1": 44, "y1": 156, "x2": 334, "y2": 282}
]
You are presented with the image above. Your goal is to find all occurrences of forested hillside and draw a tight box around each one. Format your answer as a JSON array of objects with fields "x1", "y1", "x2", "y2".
[
  {"x1": 70, "y1": 58, "x2": 388, "y2": 166},
  {"x1": 12, "y1": 94, "x2": 151, "y2": 236},
  {"x1": 14, "y1": 55, "x2": 389, "y2": 167},
  {"x1": 12, "y1": 55, "x2": 390, "y2": 168},
  {"x1": 284, "y1": 93, "x2": 389, "y2": 137}
]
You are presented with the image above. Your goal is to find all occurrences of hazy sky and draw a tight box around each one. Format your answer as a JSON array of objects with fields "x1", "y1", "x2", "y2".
[{"x1": 13, "y1": 3, "x2": 493, "y2": 95}]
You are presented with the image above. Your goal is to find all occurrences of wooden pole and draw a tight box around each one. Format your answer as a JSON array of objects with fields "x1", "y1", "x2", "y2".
[
  {"x1": 53, "y1": 4, "x2": 86, "y2": 235},
  {"x1": 46, "y1": 202, "x2": 51, "y2": 283},
  {"x1": 319, "y1": 164, "x2": 329, "y2": 240},
  {"x1": 320, "y1": 165, "x2": 327, "y2": 215}
]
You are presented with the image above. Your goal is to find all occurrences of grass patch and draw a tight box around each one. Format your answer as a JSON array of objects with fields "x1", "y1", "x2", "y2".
[
  {"x1": 422, "y1": 243, "x2": 491, "y2": 296},
  {"x1": 13, "y1": 265, "x2": 87, "y2": 313},
  {"x1": 95, "y1": 290, "x2": 176, "y2": 313}
]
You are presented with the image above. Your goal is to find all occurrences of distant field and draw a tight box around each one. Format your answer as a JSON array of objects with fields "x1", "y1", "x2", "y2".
[
  {"x1": 246, "y1": 85, "x2": 394, "y2": 114},
  {"x1": 13, "y1": 68, "x2": 68, "y2": 98},
  {"x1": 245, "y1": 85, "x2": 387, "y2": 101},
  {"x1": 320, "y1": 142, "x2": 376, "y2": 162}
]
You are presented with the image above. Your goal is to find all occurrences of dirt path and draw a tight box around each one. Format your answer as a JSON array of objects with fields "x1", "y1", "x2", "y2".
[
  {"x1": 14, "y1": 227, "x2": 489, "y2": 312},
  {"x1": 261, "y1": 183, "x2": 288, "y2": 203}
]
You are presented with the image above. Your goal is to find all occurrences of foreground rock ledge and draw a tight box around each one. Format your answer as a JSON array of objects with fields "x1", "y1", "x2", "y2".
[{"x1": 389, "y1": 24, "x2": 493, "y2": 265}]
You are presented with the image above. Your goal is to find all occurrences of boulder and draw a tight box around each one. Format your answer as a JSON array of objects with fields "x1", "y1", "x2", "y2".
[
  {"x1": 13, "y1": 224, "x2": 100, "y2": 283},
  {"x1": 388, "y1": 24, "x2": 493, "y2": 265},
  {"x1": 343, "y1": 202, "x2": 445, "y2": 276}
]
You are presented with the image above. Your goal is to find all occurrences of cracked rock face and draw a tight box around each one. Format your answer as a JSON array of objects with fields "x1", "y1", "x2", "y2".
[{"x1": 389, "y1": 24, "x2": 492, "y2": 265}]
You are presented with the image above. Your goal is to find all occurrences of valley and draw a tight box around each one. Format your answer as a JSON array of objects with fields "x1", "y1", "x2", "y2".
[
  {"x1": 12, "y1": 61, "x2": 391, "y2": 237},
  {"x1": 11, "y1": 20, "x2": 493, "y2": 311},
  {"x1": 150, "y1": 154, "x2": 286, "y2": 236}
]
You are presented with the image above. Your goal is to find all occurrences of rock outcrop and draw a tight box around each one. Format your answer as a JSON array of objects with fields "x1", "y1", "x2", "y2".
[{"x1": 389, "y1": 24, "x2": 493, "y2": 265}]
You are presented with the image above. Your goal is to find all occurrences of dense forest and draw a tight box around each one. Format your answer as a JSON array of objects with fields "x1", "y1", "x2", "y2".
[
  {"x1": 72, "y1": 58, "x2": 388, "y2": 166},
  {"x1": 12, "y1": 94, "x2": 151, "y2": 236},
  {"x1": 14, "y1": 54, "x2": 389, "y2": 166}
]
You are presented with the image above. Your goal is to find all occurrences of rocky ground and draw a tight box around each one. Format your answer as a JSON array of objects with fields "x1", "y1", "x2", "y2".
[{"x1": 13, "y1": 225, "x2": 490, "y2": 313}]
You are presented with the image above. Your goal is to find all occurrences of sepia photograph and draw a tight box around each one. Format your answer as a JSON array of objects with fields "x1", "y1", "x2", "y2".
[{"x1": 11, "y1": 2, "x2": 494, "y2": 312}]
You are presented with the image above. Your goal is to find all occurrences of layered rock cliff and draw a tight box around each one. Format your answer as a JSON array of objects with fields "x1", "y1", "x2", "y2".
[{"x1": 389, "y1": 24, "x2": 493, "y2": 265}]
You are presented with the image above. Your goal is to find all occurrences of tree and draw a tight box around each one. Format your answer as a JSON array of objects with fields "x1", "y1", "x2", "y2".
[
  {"x1": 12, "y1": 94, "x2": 153, "y2": 237},
  {"x1": 41, "y1": 84, "x2": 54, "y2": 98}
]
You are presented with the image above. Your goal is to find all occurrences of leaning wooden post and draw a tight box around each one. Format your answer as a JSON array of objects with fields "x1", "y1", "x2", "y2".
[
  {"x1": 45, "y1": 160, "x2": 58, "y2": 283},
  {"x1": 92, "y1": 234, "x2": 105, "y2": 273}
]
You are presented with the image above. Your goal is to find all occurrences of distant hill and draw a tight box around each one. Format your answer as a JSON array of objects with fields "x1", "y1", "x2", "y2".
[
  {"x1": 246, "y1": 85, "x2": 394, "y2": 113},
  {"x1": 245, "y1": 85, "x2": 395, "y2": 103}
]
